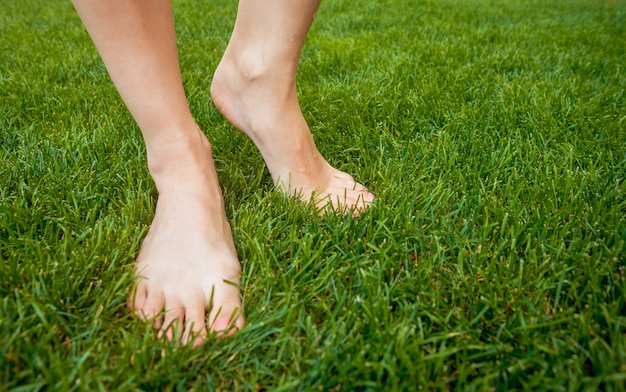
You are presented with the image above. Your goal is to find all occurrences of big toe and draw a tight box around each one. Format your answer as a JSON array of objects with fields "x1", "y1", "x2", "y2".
[
  {"x1": 319, "y1": 186, "x2": 374, "y2": 215},
  {"x1": 208, "y1": 301, "x2": 244, "y2": 338}
]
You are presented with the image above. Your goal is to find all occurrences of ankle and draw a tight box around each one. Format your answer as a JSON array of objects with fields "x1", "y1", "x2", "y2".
[
  {"x1": 145, "y1": 126, "x2": 214, "y2": 191},
  {"x1": 217, "y1": 48, "x2": 297, "y2": 87}
]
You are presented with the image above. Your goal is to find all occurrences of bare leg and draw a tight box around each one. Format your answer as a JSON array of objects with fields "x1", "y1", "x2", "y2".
[
  {"x1": 211, "y1": 0, "x2": 375, "y2": 214},
  {"x1": 72, "y1": 0, "x2": 244, "y2": 344}
]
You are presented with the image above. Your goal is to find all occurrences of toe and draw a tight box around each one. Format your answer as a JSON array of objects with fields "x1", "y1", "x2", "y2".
[
  {"x1": 160, "y1": 299, "x2": 185, "y2": 340},
  {"x1": 362, "y1": 190, "x2": 375, "y2": 202},
  {"x1": 138, "y1": 289, "x2": 165, "y2": 329},
  {"x1": 206, "y1": 280, "x2": 244, "y2": 337},
  {"x1": 351, "y1": 181, "x2": 369, "y2": 193},
  {"x1": 181, "y1": 301, "x2": 207, "y2": 346},
  {"x1": 208, "y1": 303, "x2": 244, "y2": 338},
  {"x1": 128, "y1": 280, "x2": 148, "y2": 312}
]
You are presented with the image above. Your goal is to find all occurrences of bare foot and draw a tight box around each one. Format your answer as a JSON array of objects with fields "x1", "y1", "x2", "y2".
[
  {"x1": 129, "y1": 126, "x2": 244, "y2": 345},
  {"x1": 210, "y1": 50, "x2": 374, "y2": 214}
]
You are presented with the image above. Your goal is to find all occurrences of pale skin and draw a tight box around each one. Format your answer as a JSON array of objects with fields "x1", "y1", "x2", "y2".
[{"x1": 72, "y1": 0, "x2": 374, "y2": 345}]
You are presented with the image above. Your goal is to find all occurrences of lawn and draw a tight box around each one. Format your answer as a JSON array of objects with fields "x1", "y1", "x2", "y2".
[{"x1": 1, "y1": 0, "x2": 625, "y2": 390}]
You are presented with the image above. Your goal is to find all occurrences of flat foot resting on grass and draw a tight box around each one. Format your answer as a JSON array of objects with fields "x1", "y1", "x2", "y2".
[{"x1": 72, "y1": 0, "x2": 374, "y2": 344}]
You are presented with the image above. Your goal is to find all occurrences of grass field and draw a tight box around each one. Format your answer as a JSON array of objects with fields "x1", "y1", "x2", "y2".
[{"x1": 1, "y1": 0, "x2": 625, "y2": 390}]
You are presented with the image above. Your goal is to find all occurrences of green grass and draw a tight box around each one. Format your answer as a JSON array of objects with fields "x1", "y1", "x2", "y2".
[{"x1": 1, "y1": 0, "x2": 625, "y2": 390}]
